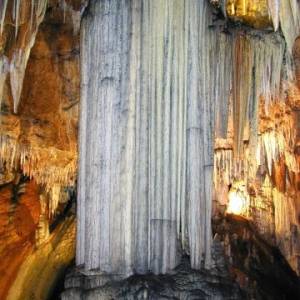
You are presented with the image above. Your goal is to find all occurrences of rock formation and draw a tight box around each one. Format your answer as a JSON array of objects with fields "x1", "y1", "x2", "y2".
[{"x1": 0, "y1": 0, "x2": 300, "y2": 299}]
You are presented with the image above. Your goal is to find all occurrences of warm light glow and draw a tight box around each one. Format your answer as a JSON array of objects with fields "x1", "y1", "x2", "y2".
[
  {"x1": 227, "y1": 191, "x2": 245, "y2": 215},
  {"x1": 226, "y1": 181, "x2": 250, "y2": 216},
  {"x1": 226, "y1": 0, "x2": 272, "y2": 29}
]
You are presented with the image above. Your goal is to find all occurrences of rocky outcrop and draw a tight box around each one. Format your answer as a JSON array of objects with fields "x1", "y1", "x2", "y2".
[
  {"x1": 62, "y1": 258, "x2": 244, "y2": 300},
  {"x1": 62, "y1": 214, "x2": 300, "y2": 300},
  {"x1": 214, "y1": 214, "x2": 300, "y2": 299}
]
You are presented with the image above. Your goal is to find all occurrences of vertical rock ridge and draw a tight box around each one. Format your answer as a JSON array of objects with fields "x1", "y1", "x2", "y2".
[{"x1": 78, "y1": 0, "x2": 220, "y2": 275}]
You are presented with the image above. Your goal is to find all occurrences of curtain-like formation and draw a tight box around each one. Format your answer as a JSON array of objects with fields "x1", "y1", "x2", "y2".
[{"x1": 77, "y1": 0, "x2": 222, "y2": 276}]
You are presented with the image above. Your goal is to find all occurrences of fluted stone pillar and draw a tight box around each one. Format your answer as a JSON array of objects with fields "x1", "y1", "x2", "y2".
[{"x1": 76, "y1": 0, "x2": 218, "y2": 277}]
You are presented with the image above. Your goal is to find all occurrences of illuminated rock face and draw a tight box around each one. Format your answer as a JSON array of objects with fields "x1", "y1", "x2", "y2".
[
  {"x1": 214, "y1": 67, "x2": 300, "y2": 274},
  {"x1": 226, "y1": 0, "x2": 272, "y2": 28},
  {"x1": 0, "y1": 0, "x2": 81, "y2": 213},
  {"x1": 0, "y1": 178, "x2": 75, "y2": 300},
  {"x1": 223, "y1": 0, "x2": 300, "y2": 54}
]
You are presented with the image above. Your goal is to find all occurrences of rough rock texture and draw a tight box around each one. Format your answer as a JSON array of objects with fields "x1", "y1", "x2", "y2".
[
  {"x1": 62, "y1": 214, "x2": 300, "y2": 300},
  {"x1": 214, "y1": 214, "x2": 300, "y2": 300},
  {"x1": 62, "y1": 258, "x2": 243, "y2": 300}
]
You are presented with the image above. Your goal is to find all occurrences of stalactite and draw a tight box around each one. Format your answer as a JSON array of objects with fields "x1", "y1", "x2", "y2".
[
  {"x1": 268, "y1": 0, "x2": 280, "y2": 31},
  {"x1": 0, "y1": 0, "x2": 48, "y2": 112},
  {"x1": 10, "y1": 49, "x2": 30, "y2": 114},
  {"x1": 232, "y1": 34, "x2": 253, "y2": 158},
  {"x1": 0, "y1": 0, "x2": 8, "y2": 34},
  {"x1": 49, "y1": 185, "x2": 61, "y2": 216},
  {"x1": 214, "y1": 121, "x2": 297, "y2": 192},
  {"x1": 0, "y1": 135, "x2": 76, "y2": 202},
  {"x1": 280, "y1": 0, "x2": 300, "y2": 54},
  {"x1": 0, "y1": 55, "x2": 8, "y2": 115},
  {"x1": 36, "y1": 194, "x2": 50, "y2": 246},
  {"x1": 215, "y1": 33, "x2": 233, "y2": 139},
  {"x1": 214, "y1": 149, "x2": 234, "y2": 188},
  {"x1": 9, "y1": 0, "x2": 48, "y2": 113},
  {"x1": 14, "y1": 0, "x2": 21, "y2": 38},
  {"x1": 229, "y1": 29, "x2": 288, "y2": 169}
]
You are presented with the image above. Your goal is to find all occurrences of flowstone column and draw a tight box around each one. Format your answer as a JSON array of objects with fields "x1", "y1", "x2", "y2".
[{"x1": 76, "y1": 0, "x2": 216, "y2": 278}]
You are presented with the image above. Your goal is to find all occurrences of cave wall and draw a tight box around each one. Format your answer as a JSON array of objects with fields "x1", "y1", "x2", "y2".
[
  {"x1": 0, "y1": 0, "x2": 300, "y2": 299},
  {"x1": 0, "y1": 1, "x2": 81, "y2": 299}
]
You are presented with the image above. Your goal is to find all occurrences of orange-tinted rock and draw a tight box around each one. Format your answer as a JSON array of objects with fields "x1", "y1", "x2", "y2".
[
  {"x1": 226, "y1": 0, "x2": 272, "y2": 29},
  {"x1": 0, "y1": 3, "x2": 79, "y2": 298},
  {"x1": 0, "y1": 180, "x2": 40, "y2": 300}
]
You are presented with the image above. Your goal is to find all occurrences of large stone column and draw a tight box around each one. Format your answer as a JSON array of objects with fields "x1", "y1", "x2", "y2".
[{"x1": 76, "y1": 0, "x2": 217, "y2": 277}]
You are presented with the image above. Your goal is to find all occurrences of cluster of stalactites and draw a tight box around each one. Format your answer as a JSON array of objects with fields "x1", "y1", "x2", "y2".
[
  {"x1": 215, "y1": 30, "x2": 289, "y2": 158},
  {"x1": 0, "y1": 0, "x2": 86, "y2": 114},
  {"x1": 214, "y1": 130, "x2": 297, "y2": 187},
  {"x1": 0, "y1": 1, "x2": 83, "y2": 215},
  {"x1": 0, "y1": 135, "x2": 76, "y2": 214}
]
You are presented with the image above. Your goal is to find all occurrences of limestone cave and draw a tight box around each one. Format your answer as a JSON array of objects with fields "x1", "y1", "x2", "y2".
[{"x1": 1, "y1": 1, "x2": 300, "y2": 299}]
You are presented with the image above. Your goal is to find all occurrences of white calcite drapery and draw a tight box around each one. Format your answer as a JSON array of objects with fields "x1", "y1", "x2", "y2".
[{"x1": 77, "y1": 0, "x2": 225, "y2": 276}]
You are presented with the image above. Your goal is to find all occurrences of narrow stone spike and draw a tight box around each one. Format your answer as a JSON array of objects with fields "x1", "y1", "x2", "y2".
[
  {"x1": 10, "y1": 0, "x2": 48, "y2": 114},
  {"x1": 268, "y1": 0, "x2": 280, "y2": 31},
  {"x1": 15, "y1": 0, "x2": 20, "y2": 38},
  {"x1": 0, "y1": 0, "x2": 8, "y2": 34},
  {"x1": 30, "y1": 0, "x2": 35, "y2": 31}
]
